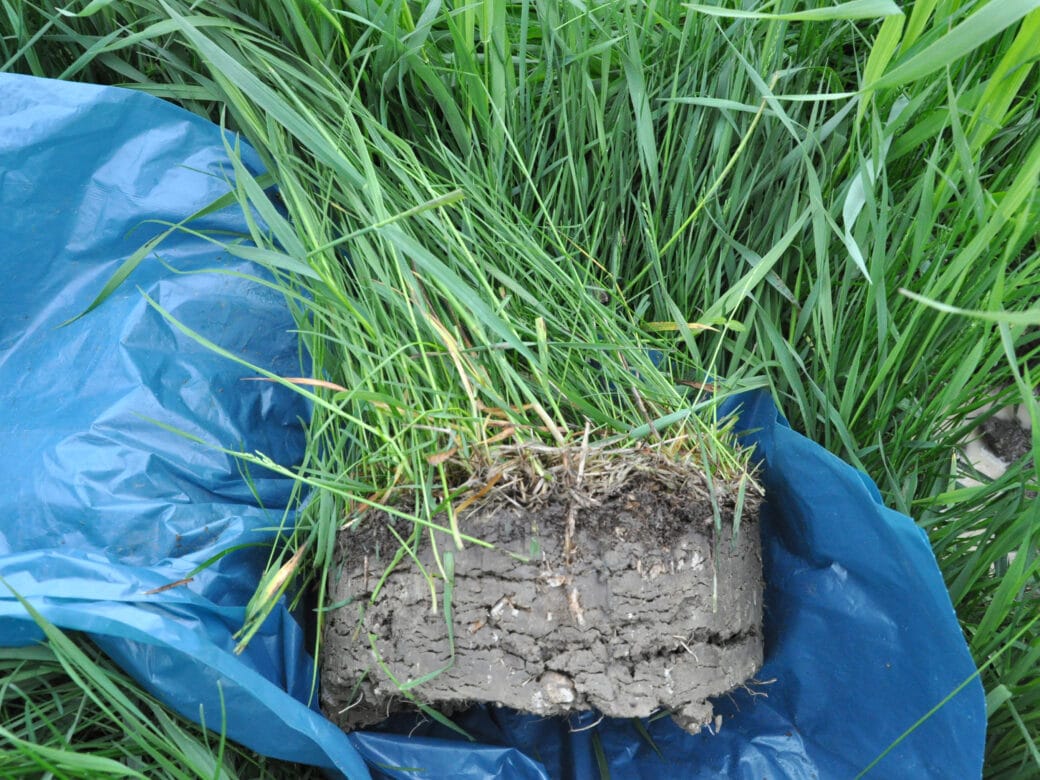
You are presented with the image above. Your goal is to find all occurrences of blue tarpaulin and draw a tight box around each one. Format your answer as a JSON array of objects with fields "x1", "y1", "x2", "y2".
[{"x1": 0, "y1": 73, "x2": 985, "y2": 779}]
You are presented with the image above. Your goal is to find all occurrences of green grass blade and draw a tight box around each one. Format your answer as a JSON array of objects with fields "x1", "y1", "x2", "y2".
[{"x1": 866, "y1": 0, "x2": 1040, "y2": 90}]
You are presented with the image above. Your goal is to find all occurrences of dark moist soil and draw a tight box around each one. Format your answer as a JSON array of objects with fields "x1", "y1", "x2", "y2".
[
  {"x1": 981, "y1": 415, "x2": 1032, "y2": 465},
  {"x1": 320, "y1": 445, "x2": 764, "y2": 734}
]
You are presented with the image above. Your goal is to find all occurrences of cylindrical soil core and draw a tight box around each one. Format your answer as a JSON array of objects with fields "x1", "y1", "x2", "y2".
[{"x1": 321, "y1": 445, "x2": 763, "y2": 733}]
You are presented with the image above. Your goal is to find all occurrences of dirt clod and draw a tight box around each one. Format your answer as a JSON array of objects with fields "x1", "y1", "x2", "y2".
[{"x1": 320, "y1": 444, "x2": 764, "y2": 733}]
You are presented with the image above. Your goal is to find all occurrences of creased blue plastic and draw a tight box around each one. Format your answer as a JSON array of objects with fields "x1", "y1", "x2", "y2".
[
  {"x1": 0, "y1": 73, "x2": 984, "y2": 780},
  {"x1": 0, "y1": 72, "x2": 368, "y2": 779}
]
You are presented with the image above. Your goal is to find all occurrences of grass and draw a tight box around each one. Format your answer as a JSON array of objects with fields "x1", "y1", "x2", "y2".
[{"x1": 2, "y1": 0, "x2": 1039, "y2": 776}]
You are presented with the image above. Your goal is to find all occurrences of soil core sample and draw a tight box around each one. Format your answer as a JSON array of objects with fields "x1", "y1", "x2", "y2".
[{"x1": 321, "y1": 443, "x2": 764, "y2": 733}]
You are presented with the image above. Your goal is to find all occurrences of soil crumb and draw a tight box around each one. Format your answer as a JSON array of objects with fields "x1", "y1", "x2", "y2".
[{"x1": 320, "y1": 442, "x2": 764, "y2": 734}]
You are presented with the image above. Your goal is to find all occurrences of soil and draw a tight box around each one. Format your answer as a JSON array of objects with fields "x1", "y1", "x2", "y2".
[
  {"x1": 320, "y1": 444, "x2": 764, "y2": 734},
  {"x1": 980, "y1": 414, "x2": 1032, "y2": 465}
]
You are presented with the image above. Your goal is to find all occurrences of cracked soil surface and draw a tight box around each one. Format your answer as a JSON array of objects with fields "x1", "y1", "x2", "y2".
[{"x1": 321, "y1": 448, "x2": 764, "y2": 734}]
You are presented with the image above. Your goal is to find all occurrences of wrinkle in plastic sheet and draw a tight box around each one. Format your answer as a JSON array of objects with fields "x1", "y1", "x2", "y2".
[{"x1": 0, "y1": 73, "x2": 983, "y2": 780}]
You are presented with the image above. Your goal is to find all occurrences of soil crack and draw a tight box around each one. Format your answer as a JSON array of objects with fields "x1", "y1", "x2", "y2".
[{"x1": 321, "y1": 442, "x2": 764, "y2": 733}]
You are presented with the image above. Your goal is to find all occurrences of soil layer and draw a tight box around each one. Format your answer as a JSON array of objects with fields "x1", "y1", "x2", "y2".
[{"x1": 321, "y1": 446, "x2": 764, "y2": 733}]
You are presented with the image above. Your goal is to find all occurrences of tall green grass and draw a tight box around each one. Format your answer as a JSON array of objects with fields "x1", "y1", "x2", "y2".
[{"x1": 3, "y1": 0, "x2": 1038, "y2": 776}]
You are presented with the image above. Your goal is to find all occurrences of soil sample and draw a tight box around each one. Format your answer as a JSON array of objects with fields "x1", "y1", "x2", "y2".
[{"x1": 320, "y1": 443, "x2": 764, "y2": 734}]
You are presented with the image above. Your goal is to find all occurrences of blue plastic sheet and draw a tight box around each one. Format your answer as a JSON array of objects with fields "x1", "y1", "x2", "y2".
[{"x1": 0, "y1": 73, "x2": 984, "y2": 779}]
